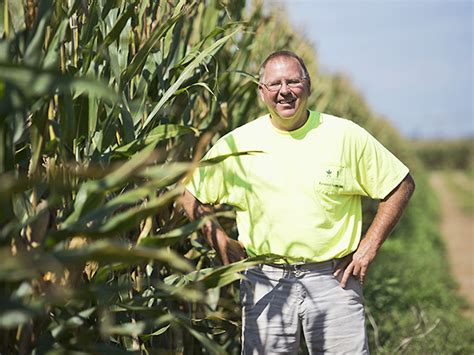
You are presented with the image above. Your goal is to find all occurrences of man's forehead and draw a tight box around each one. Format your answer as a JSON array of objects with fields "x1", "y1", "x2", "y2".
[{"x1": 263, "y1": 56, "x2": 303, "y2": 76}]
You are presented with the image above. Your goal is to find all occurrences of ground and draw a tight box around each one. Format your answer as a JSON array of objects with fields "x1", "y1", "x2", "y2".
[{"x1": 429, "y1": 171, "x2": 474, "y2": 318}]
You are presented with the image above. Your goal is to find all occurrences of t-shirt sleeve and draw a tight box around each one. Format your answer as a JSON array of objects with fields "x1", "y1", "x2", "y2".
[
  {"x1": 184, "y1": 138, "x2": 245, "y2": 208},
  {"x1": 185, "y1": 143, "x2": 227, "y2": 205},
  {"x1": 350, "y1": 125, "x2": 409, "y2": 199}
]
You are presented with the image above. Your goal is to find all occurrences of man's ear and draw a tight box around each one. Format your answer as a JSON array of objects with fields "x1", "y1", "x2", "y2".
[{"x1": 258, "y1": 84, "x2": 265, "y2": 101}]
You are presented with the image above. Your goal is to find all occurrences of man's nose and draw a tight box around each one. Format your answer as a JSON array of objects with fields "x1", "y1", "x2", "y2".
[{"x1": 279, "y1": 81, "x2": 291, "y2": 94}]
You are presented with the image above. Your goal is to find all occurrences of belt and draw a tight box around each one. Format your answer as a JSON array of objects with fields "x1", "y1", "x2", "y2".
[{"x1": 264, "y1": 259, "x2": 335, "y2": 271}]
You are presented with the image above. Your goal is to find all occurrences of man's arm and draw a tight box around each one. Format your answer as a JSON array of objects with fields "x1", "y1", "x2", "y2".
[
  {"x1": 179, "y1": 188, "x2": 247, "y2": 265},
  {"x1": 334, "y1": 173, "x2": 416, "y2": 287}
]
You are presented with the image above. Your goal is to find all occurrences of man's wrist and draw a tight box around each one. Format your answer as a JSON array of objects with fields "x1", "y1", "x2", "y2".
[
  {"x1": 202, "y1": 221, "x2": 228, "y2": 247},
  {"x1": 358, "y1": 235, "x2": 381, "y2": 257}
]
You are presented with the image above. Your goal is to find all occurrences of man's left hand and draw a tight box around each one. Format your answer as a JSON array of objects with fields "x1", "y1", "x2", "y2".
[
  {"x1": 333, "y1": 239, "x2": 378, "y2": 288},
  {"x1": 333, "y1": 174, "x2": 416, "y2": 288}
]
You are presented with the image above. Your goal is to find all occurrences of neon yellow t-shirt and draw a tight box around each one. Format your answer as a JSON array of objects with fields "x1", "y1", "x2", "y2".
[{"x1": 186, "y1": 111, "x2": 409, "y2": 262}]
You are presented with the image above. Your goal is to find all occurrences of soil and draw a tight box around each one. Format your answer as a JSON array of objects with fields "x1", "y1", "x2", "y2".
[{"x1": 430, "y1": 171, "x2": 474, "y2": 318}]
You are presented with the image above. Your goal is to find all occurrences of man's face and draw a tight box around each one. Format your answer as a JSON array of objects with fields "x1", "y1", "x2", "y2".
[{"x1": 258, "y1": 56, "x2": 310, "y2": 128}]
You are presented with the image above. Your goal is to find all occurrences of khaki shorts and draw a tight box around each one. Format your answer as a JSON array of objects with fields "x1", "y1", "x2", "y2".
[{"x1": 240, "y1": 260, "x2": 369, "y2": 354}]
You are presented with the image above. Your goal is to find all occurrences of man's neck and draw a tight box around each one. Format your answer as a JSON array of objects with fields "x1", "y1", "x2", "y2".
[{"x1": 270, "y1": 110, "x2": 310, "y2": 132}]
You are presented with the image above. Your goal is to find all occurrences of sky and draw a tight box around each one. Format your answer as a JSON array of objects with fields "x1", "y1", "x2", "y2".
[{"x1": 272, "y1": 0, "x2": 473, "y2": 140}]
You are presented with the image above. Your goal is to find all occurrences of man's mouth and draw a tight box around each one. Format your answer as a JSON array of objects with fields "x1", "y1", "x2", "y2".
[{"x1": 277, "y1": 98, "x2": 296, "y2": 105}]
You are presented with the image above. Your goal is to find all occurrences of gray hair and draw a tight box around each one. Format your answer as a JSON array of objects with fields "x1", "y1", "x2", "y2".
[{"x1": 258, "y1": 50, "x2": 311, "y2": 89}]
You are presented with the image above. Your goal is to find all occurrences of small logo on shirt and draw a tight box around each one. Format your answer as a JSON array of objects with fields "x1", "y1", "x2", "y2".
[
  {"x1": 316, "y1": 166, "x2": 345, "y2": 192},
  {"x1": 325, "y1": 168, "x2": 341, "y2": 178}
]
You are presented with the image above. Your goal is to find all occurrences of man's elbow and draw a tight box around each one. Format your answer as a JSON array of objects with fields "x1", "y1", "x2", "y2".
[
  {"x1": 406, "y1": 173, "x2": 416, "y2": 195},
  {"x1": 383, "y1": 173, "x2": 415, "y2": 203},
  {"x1": 402, "y1": 173, "x2": 416, "y2": 202}
]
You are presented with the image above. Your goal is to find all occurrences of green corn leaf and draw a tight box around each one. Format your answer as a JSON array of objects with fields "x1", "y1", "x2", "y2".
[
  {"x1": 24, "y1": 0, "x2": 52, "y2": 67},
  {"x1": 0, "y1": 248, "x2": 63, "y2": 281},
  {"x1": 119, "y1": 3, "x2": 188, "y2": 89},
  {"x1": 61, "y1": 184, "x2": 161, "y2": 234},
  {"x1": 101, "y1": 312, "x2": 174, "y2": 336},
  {"x1": 151, "y1": 280, "x2": 205, "y2": 303},
  {"x1": 201, "y1": 268, "x2": 244, "y2": 290},
  {"x1": 139, "y1": 324, "x2": 171, "y2": 341},
  {"x1": 177, "y1": 319, "x2": 226, "y2": 355},
  {"x1": 137, "y1": 162, "x2": 194, "y2": 183},
  {"x1": 96, "y1": 2, "x2": 136, "y2": 58},
  {"x1": 233, "y1": 69, "x2": 260, "y2": 84},
  {"x1": 49, "y1": 187, "x2": 183, "y2": 244},
  {"x1": 50, "y1": 307, "x2": 96, "y2": 339},
  {"x1": 0, "y1": 63, "x2": 119, "y2": 103},
  {"x1": 138, "y1": 211, "x2": 235, "y2": 248},
  {"x1": 107, "y1": 41, "x2": 121, "y2": 84},
  {"x1": 61, "y1": 171, "x2": 186, "y2": 236},
  {"x1": 88, "y1": 94, "x2": 98, "y2": 136},
  {"x1": 0, "y1": 298, "x2": 42, "y2": 328},
  {"x1": 195, "y1": 255, "x2": 281, "y2": 289},
  {"x1": 119, "y1": 105, "x2": 136, "y2": 143},
  {"x1": 43, "y1": 18, "x2": 68, "y2": 69},
  {"x1": 53, "y1": 240, "x2": 192, "y2": 272},
  {"x1": 87, "y1": 187, "x2": 183, "y2": 236},
  {"x1": 142, "y1": 26, "x2": 242, "y2": 130},
  {"x1": 173, "y1": 82, "x2": 217, "y2": 99},
  {"x1": 61, "y1": 143, "x2": 157, "y2": 229},
  {"x1": 79, "y1": 0, "x2": 101, "y2": 46},
  {"x1": 201, "y1": 150, "x2": 264, "y2": 165},
  {"x1": 113, "y1": 124, "x2": 197, "y2": 156}
]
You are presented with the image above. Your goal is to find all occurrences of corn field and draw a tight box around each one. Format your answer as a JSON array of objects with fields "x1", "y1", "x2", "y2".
[{"x1": 0, "y1": 0, "x2": 472, "y2": 354}]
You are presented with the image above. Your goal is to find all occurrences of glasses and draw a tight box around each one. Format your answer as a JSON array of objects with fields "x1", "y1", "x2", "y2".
[{"x1": 260, "y1": 77, "x2": 307, "y2": 92}]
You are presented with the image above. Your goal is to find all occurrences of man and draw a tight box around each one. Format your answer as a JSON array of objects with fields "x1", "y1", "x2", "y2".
[{"x1": 181, "y1": 50, "x2": 415, "y2": 354}]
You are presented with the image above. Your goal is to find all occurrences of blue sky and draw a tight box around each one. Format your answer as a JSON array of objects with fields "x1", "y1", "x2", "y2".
[{"x1": 274, "y1": 0, "x2": 473, "y2": 139}]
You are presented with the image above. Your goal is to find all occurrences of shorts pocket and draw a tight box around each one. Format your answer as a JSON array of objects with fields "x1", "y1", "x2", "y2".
[{"x1": 332, "y1": 271, "x2": 364, "y2": 304}]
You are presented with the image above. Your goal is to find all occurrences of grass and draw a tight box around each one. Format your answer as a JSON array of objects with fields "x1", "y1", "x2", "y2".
[{"x1": 364, "y1": 170, "x2": 474, "y2": 353}]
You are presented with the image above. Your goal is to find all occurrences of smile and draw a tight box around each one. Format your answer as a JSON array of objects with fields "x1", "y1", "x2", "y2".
[{"x1": 278, "y1": 98, "x2": 296, "y2": 104}]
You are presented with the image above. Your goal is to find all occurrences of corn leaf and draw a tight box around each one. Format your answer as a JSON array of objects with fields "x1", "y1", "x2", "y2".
[
  {"x1": 54, "y1": 240, "x2": 192, "y2": 272},
  {"x1": 142, "y1": 26, "x2": 242, "y2": 130}
]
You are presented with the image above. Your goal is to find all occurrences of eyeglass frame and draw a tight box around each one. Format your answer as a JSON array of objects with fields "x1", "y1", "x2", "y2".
[{"x1": 259, "y1": 77, "x2": 308, "y2": 92}]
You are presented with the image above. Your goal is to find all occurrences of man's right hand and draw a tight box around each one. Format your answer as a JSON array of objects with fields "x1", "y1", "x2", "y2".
[
  {"x1": 179, "y1": 188, "x2": 247, "y2": 265},
  {"x1": 216, "y1": 236, "x2": 247, "y2": 265}
]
